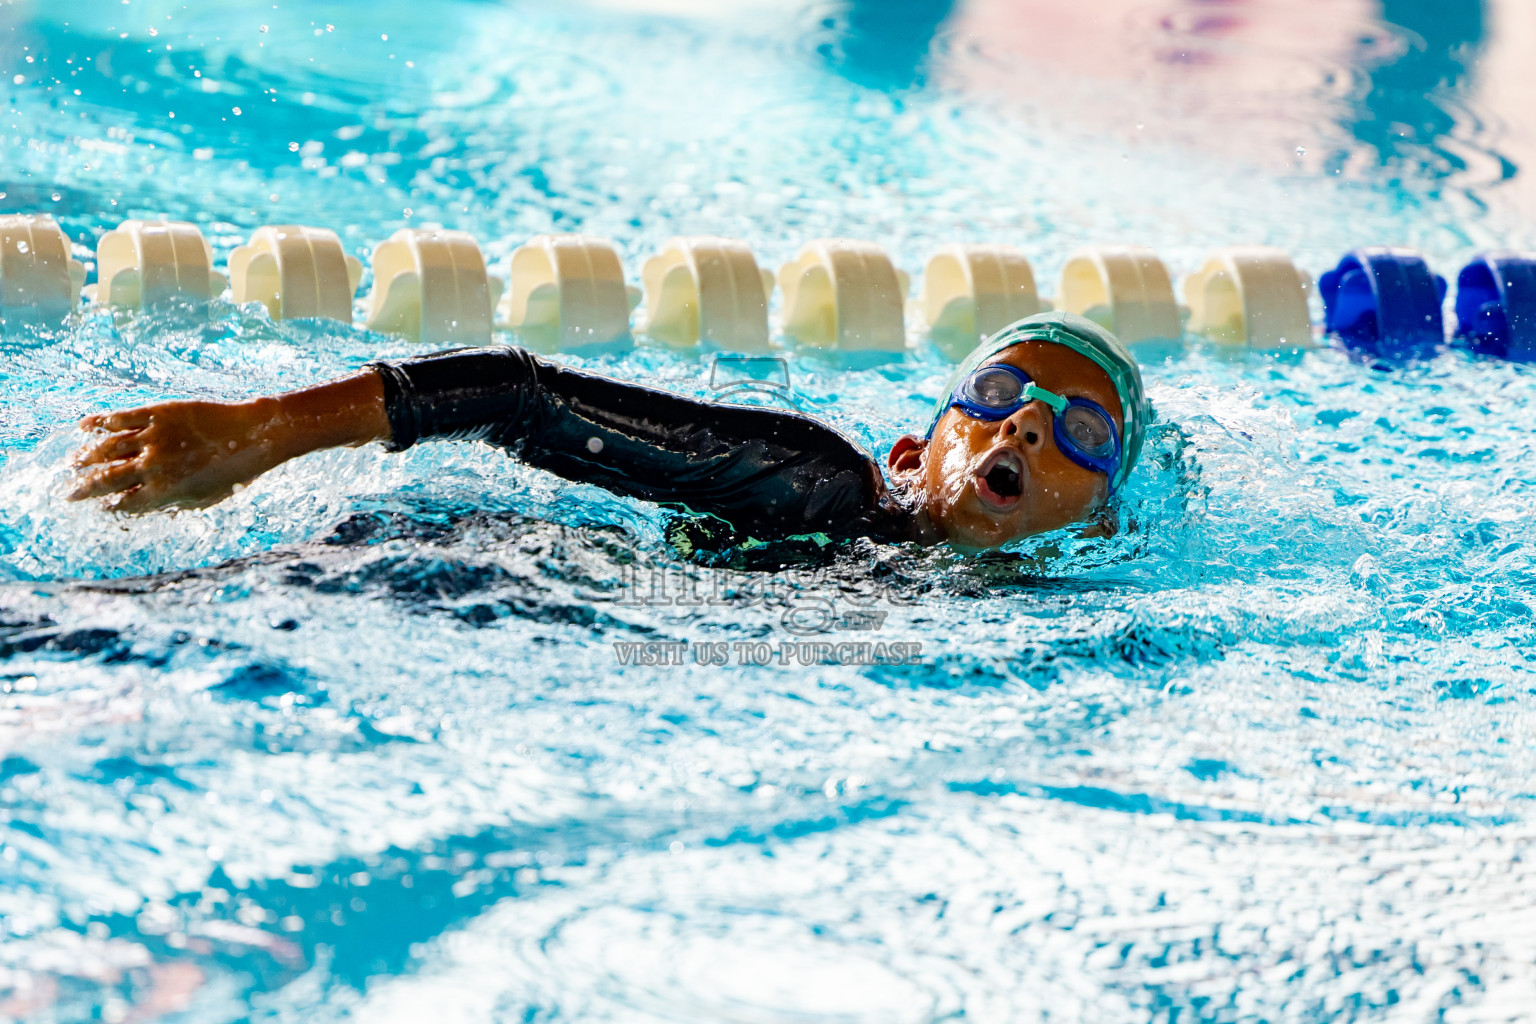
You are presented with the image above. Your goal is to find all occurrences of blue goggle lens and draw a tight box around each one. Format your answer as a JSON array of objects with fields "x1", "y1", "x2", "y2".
[
  {"x1": 1061, "y1": 403, "x2": 1116, "y2": 459},
  {"x1": 959, "y1": 366, "x2": 1026, "y2": 412}
]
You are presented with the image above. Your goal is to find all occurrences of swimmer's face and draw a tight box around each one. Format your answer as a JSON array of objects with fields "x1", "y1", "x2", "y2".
[{"x1": 887, "y1": 341, "x2": 1124, "y2": 550}]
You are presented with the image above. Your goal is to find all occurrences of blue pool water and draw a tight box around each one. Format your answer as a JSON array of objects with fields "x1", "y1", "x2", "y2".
[{"x1": 4, "y1": 1, "x2": 1536, "y2": 1019}]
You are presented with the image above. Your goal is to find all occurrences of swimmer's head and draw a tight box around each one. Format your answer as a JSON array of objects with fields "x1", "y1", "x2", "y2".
[{"x1": 887, "y1": 312, "x2": 1151, "y2": 550}]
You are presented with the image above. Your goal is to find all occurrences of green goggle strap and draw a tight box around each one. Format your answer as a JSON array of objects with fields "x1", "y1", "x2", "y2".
[{"x1": 1020, "y1": 382, "x2": 1068, "y2": 416}]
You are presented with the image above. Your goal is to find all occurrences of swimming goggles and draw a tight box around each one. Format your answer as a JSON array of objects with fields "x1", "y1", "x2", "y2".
[{"x1": 935, "y1": 363, "x2": 1123, "y2": 487}]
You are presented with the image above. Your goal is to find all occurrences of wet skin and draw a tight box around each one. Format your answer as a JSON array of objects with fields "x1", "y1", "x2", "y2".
[
  {"x1": 68, "y1": 372, "x2": 391, "y2": 513},
  {"x1": 886, "y1": 340, "x2": 1125, "y2": 550}
]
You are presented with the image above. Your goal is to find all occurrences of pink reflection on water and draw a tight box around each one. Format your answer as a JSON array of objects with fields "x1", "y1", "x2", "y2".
[{"x1": 933, "y1": 0, "x2": 1384, "y2": 171}]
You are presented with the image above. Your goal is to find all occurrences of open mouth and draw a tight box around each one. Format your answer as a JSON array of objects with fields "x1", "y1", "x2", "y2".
[{"x1": 974, "y1": 447, "x2": 1025, "y2": 511}]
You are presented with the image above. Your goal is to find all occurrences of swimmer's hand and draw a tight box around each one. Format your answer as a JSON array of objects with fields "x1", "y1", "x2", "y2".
[{"x1": 68, "y1": 372, "x2": 391, "y2": 513}]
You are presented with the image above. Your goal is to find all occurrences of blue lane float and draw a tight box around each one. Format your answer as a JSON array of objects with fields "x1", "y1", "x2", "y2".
[
  {"x1": 1319, "y1": 247, "x2": 1447, "y2": 358},
  {"x1": 1454, "y1": 252, "x2": 1536, "y2": 360}
]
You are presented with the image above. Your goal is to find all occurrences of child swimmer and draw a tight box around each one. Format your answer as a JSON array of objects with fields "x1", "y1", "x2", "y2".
[{"x1": 68, "y1": 312, "x2": 1151, "y2": 551}]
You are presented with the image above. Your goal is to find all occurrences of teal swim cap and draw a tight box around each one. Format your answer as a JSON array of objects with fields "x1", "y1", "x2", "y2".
[{"x1": 927, "y1": 311, "x2": 1152, "y2": 494}]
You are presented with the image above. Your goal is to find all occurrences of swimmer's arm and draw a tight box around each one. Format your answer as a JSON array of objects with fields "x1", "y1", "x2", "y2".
[{"x1": 69, "y1": 371, "x2": 391, "y2": 513}]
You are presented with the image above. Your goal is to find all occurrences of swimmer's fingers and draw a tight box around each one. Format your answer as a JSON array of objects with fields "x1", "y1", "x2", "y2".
[
  {"x1": 71, "y1": 430, "x2": 144, "y2": 467},
  {"x1": 79, "y1": 408, "x2": 154, "y2": 433},
  {"x1": 66, "y1": 457, "x2": 150, "y2": 502},
  {"x1": 69, "y1": 399, "x2": 279, "y2": 513},
  {"x1": 75, "y1": 469, "x2": 218, "y2": 514},
  {"x1": 101, "y1": 485, "x2": 147, "y2": 513},
  {"x1": 104, "y1": 481, "x2": 228, "y2": 514}
]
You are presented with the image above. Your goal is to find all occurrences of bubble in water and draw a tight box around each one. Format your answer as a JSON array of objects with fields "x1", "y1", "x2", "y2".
[
  {"x1": 259, "y1": 25, "x2": 269, "y2": 34},
  {"x1": 50, "y1": 192, "x2": 60, "y2": 202},
  {"x1": 1296, "y1": 146, "x2": 1307, "y2": 156},
  {"x1": 16, "y1": 241, "x2": 28, "y2": 254}
]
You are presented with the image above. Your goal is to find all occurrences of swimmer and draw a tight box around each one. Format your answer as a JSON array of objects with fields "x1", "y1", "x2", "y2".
[{"x1": 67, "y1": 312, "x2": 1150, "y2": 551}]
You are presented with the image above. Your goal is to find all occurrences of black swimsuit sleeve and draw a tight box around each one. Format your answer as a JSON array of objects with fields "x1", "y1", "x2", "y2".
[
  {"x1": 366, "y1": 347, "x2": 913, "y2": 542},
  {"x1": 369, "y1": 347, "x2": 536, "y2": 451}
]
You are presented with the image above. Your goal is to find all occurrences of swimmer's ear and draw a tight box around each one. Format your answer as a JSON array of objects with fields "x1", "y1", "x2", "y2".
[{"x1": 886, "y1": 434, "x2": 927, "y2": 482}]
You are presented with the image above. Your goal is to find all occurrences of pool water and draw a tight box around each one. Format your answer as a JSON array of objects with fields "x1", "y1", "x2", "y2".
[{"x1": 4, "y1": 1, "x2": 1536, "y2": 1019}]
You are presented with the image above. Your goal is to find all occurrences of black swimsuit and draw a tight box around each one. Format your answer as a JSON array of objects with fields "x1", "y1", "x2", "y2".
[{"x1": 369, "y1": 348, "x2": 919, "y2": 545}]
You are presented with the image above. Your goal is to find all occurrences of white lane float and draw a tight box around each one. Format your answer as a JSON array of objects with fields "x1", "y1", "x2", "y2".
[
  {"x1": 0, "y1": 214, "x2": 86, "y2": 323},
  {"x1": 1058, "y1": 245, "x2": 1181, "y2": 345},
  {"x1": 229, "y1": 224, "x2": 364, "y2": 322},
  {"x1": 499, "y1": 233, "x2": 638, "y2": 350},
  {"x1": 91, "y1": 220, "x2": 227, "y2": 309},
  {"x1": 1184, "y1": 246, "x2": 1313, "y2": 349},
  {"x1": 778, "y1": 239, "x2": 909, "y2": 352},
  {"x1": 640, "y1": 236, "x2": 774, "y2": 352},
  {"x1": 364, "y1": 228, "x2": 504, "y2": 345},
  {"x1": 919, "y1": 243, "x2": 1042, "y2": 360}
]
